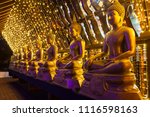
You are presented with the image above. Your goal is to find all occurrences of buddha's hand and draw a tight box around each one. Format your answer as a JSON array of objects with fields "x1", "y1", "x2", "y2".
[
  {"x1": 58, "y1": 58, "x2": 64, "y2": 62},
  {"x1": 86, "y1": 56, "x2": 95, "y2": 67},
  {"x1": 109, "y1": 58, "x2": 118, "y2": 63},
  {"x1": 89, "y1": 56, "x2": 95, "y2": 63}
]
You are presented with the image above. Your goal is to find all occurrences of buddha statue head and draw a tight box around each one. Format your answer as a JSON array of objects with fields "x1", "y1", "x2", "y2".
[
  {"x1": 36, "y1": 39, "x2": 42, "y2": 49},
  {"x1": 15, "y1": 49, "x2": 18, "y2": 54},
  {"x1": 47, "y1": 33, "x2": 56, "y2": 45},
  {"x1": 107, "y1": 0, "x2": 125, "y2": 26},
  {"x1": 15, "y1": 49, "x2": 19, "y2": 58},
  {"x1": 20, "y1": 48, "x2": 23, "y2": 53},
  {"x1": 27, "y1": 43, "x2": 32, "y2": 51},
  {"x1": 23, "y1": 45, "x2": 27, "y2": 52},
  {"x1": 70, "y1": 15, "x2": 82, "y2": 38}
]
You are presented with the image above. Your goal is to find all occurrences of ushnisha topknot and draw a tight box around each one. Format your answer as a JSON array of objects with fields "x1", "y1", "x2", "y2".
[{"x1": 107, "y1": 0, "x2": 125, "y2": 19}]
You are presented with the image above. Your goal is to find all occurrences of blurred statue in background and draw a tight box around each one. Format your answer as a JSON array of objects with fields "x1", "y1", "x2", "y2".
[
  {"x1": 27, "y1": 44, "x2": 34, "y2": 62},
  {"x1": 9, "y1": 49, "x2": 19, "y2": 70},
  {"x1": 15, "y1": 48, "x2": 22, "y2": 71},
  {"x1": 35, "y1": 39, "x2": 44, "y2": 62},
  {"x1": 55, "y1": 16, "x2": 85, "y2": 89},
  {"x1": 19, "y1": 46, "x2": 28, "y2": 73},
  {"x1": 37, "y1": 33, "x2": 58, "y2": 81},
  {"x1": 22, "y1": 44, "x2": 34, "y2": 74},
  {"x1": 81, "y1": 1, "x2": 142, "y2": 100},
  {"x1": 28, "y1": 39, "x2": 44, "y2": 77}
]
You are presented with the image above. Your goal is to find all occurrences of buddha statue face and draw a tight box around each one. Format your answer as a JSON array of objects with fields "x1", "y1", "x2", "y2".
[
  {"x1": 47, "y1": 34, "x2": 56, "y2": 45},
  {"x1": 70, "y1": 28, "x2": 79, "y2": 38},
  {"x1": 107, "y1": 10, "x2": 122, "y2": 25},
  {"x1": 15, "y1": 49, "x2": 18, "y2": 54},
  {"x1": 19, "y1": 48, "x2": 22, "y2": 54},
  {"x1": 107, "y1": 1, "x2": 125, "y2": 26},
  {"x1": 36, "y1": 40, "x2": 42, "y2": 48},
  {"x1": 27, "y1": 44, "x2": 32, "y2": 51},
  {"x1": 23, "y1": 46, "x2": 27, "y2": 52},
  {"x1": 70, "y1": 23, "x2": 81, "y2": 39}
]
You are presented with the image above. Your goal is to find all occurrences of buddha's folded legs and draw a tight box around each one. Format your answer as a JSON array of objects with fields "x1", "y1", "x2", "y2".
[
  {"x1": 89, "y1": 60, "x2": 132, "y2": 74},
  {"x1": 84, "y1": 60, "x2": 112, "y2": 70},
  {"x1": 64, "y1": 61, "x2": 73, "y2": 69}
]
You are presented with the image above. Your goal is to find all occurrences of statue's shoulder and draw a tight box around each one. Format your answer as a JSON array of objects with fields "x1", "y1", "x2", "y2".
[
  {"x1": 53, "y1": 44, "x2": 58, "y2": 50},
  {"x1": 105, "y1": 30, "x2": 112, "y2": 38},
  {"x1": 77, "y1": 38, "x2": 85, "y2": 43},
  {"x1": 80, "y1": 39, "x2": 85, "y2": 43},
  {"x1": 41, "y1": 48, "x2": 44, "y2": 52},
  {"x1": 121, "y1": 26, "x2": 135, "y2": 37},
  {"x1": 122, "y1": 26, "x2": 134, "y2": 32}
]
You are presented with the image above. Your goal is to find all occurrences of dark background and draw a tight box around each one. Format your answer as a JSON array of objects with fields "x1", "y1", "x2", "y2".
[{"x1": 0, "y1": 35, "x2": 13, "y2": 71}]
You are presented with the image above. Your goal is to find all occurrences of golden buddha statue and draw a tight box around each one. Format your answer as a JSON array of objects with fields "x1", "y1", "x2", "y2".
[
  {"x1": 80, "y1": 1, "x2": 142, "y2": 99},
  {"x1": 15, "y1": 48, "x2": 22, "y2": 71},
  {"x1": 27, "y1": 44, "x2": 34, "y2": 62},
  {"x1": 35, "y1": 39, "x2": 44, "y2": 62},
  {"x1": 22, "y1": 45, "x2": 29, "y2": 73},
  {"x1": 37, "y1": 33, "x2": 58, "y2": 81},
  {"x1": 19, "y1": 46, "x2": 28, "y2": 73},
  {"x1": 28, "y1": 39, "x2": 44, "y2": 77},
  {"x1": 85, "y1": 0, "x2": 134, "y2": 74},
  {"x1": 22, "y1": 44, "x2": 34, "y2": 74},
  {"x1": 9, "y1": 49, "x2": 19, "y2": 70},
  {"x1": 19, "y1": 48, "x2": 24, "y2": 61},
  {"x1": 55, "y1": 18, "x2": 85, "y2": 88}
]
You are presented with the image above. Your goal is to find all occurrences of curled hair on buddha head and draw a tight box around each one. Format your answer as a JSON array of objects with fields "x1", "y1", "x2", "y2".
[
  {"x1": 70, "y1": 15, "x2": 82, "y2": 33},
  {"x1": 107, "y1": 0, "x2": 125, "y2": 19}
]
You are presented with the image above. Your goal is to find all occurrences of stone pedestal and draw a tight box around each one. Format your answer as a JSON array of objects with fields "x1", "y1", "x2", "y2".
[
  {"x1": 80, "y1": 73, "x2": 142, "y2": 100},
  {"x1": 53, "y1": 69, "x2": 80, "y2": 90},
  {"x1": 21, "y1": 62, "x2": 29, "y2": 74},
  {"x1": 18, "y1": 62, "x2": 24, "y2": 73},
  {"x1": 37, "y1": 67, "x2": 53, "y2": 81},
  {"x1": 28, "y1": 66, "x2": 36, "y2": 77}
]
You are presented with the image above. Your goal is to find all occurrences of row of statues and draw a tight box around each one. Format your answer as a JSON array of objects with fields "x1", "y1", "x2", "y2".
[{"x1": 9, "y1": 1, "x2": 142, "y2": 99}]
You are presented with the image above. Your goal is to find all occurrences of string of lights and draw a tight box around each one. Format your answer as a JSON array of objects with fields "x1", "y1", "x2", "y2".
[{"x1": 2, "y1": 0, "x2": 150, "y2": 52}]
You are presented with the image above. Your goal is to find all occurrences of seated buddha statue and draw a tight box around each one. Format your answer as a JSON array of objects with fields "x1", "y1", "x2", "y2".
[
  {"x1": 37, "y1": 33, "x2": 58, "y2": 81},
  {"x1": 27, "y1": 44, "x2": 34, "y2": 62},
  {"x1": 28, "y1": 39, "x2": 44, "y2": 77},
  {"x1": 80, "y1": 1, "x2": 142, "y2": 99},
  {"x1": 9, "y1": 49, "x2": 18, "y2": 70},
  {"x1": 20, "y1": 46, "x2": 29, "y2": 73},
  {"x1": 22, "y1": 44, "x2": 34, "y2": 74},
  {"x1": 85, "y1": 0, "x2": 135, "y2": 74},
  {"x1": 55, "y1": 19, "x2": 85, "y2": 88},
  {"x1": 15, "y1": 48, "x2": 22, "y2": 71},
  {"x1": 19, "y1": 46, "x2": 28, "y2": 73}
]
